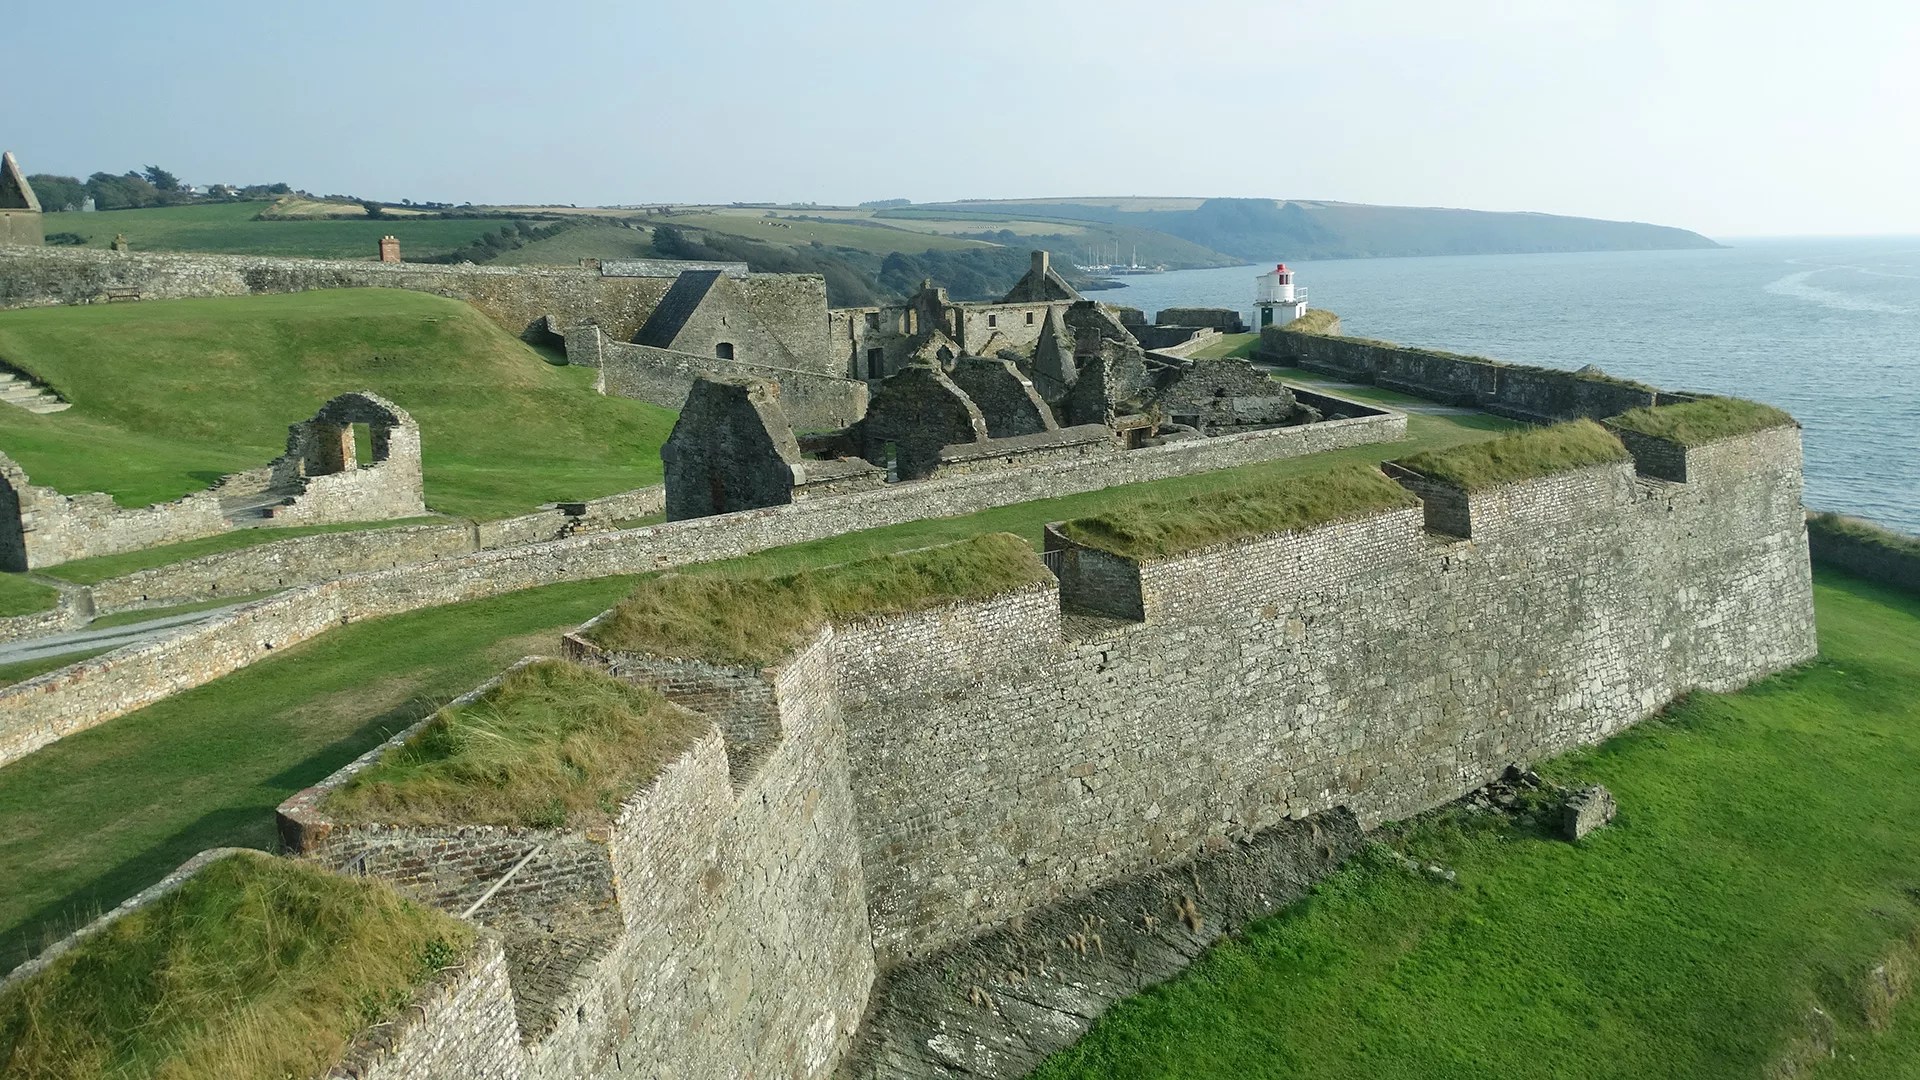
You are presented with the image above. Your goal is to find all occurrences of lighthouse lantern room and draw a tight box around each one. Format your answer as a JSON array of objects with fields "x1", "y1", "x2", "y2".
[{"x1": 1254, "y1": 263, "x2": 1308, "y2": 329}]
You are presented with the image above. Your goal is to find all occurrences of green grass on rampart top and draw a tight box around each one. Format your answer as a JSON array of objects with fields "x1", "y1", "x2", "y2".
[
  {"x1": 1609, "y1": 396, "x2": 1798, "y2": 447},
  {"x1": 585, "y1": 533, "x2": 1053, "y2": 667},
  {"x1": 1278, "y1": 308, "x2": 1341, "y2": 335},
  {"x1": 0, "y1": 289, "x2": 675, "y2": 520},
  {"x1": 1034, "y1": 571, "x2": 1920, "y2": 1079},
  {"x1": 0, "y1": 850, "x2": 470, "y2": 1080},
  {"x1": 323, "y1": 660, "x2": 706, "y2": 829},
  {"x1": 1394, "y1": 418, "x2": 1630, "y2": 492},
  {"x1": 1808, "y1": 511, "x2": 1920, "y2": 557},
  {"x1": 0, "y1": 573, "x2": 59, "y2": 618},
  {"x1": 1054, "y1": 463, "x2": 1417, "y2": 560},
  {"x1": 0, "y1": 408, "x2": 1514, "y2": 971},
  {"x1": 39, "y1": 517, "x2": 451, "y2": 586}
]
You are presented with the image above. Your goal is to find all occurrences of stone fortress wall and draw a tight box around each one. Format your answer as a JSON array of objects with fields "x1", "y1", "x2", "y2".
[
  {"x1": 1260, "y1": 320, "x2": 1699, "y2": 423},
  {"x1": 209, "y1": 416, "x2": 1815, "y2": 1079},
  {"x1": 0, "y1": 401, "x2": 1402, "y2": 769}
]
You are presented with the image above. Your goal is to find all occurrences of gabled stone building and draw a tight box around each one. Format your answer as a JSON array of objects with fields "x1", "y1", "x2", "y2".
[{"x1": 0, "y1": 152, "x2": 43, "y2": 248}]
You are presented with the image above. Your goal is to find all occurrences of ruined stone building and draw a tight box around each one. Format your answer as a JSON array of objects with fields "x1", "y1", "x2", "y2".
[{"x1": 0, "y1": 152, "x2": 42, "y2": 247}]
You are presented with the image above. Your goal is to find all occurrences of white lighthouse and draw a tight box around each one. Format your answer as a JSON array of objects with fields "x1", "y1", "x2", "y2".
[{"x1": 1253, "y1": 263, "x2": 1308, "y2": 330}]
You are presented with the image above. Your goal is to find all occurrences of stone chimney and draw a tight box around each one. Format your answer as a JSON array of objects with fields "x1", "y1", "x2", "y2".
[
  {"x1": 1031, "y1": 250, "x2": 1049, "y2": 278},
  {"x1": 378, "y1": 235, "x2": 401, "y2": 263}
]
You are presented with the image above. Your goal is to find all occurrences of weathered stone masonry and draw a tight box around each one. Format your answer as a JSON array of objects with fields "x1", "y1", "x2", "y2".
[{"x1": 0, "y1": 405, "x2": 1400, "y2": 768}]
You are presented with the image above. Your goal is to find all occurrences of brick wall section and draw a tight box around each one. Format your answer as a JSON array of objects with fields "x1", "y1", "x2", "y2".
[
  {"x1": 280, "y1": 635, "x2": 876, "y2": 1079},
  {"x1": 0, "y1": 246, "x2": 680, "y2": 341},
  {"x1": 595, "y1": 338, "x2": 868, "y2": 431},
  {"x1": 0, "y1": 407, "x2": 1401, "y2": 769},
  {"x1": 1262, "y1": 328, "x2": 1681, "y2": 423},
  {"x1": 345, "y1": 937, "x2": 525, "y2": 1080}
]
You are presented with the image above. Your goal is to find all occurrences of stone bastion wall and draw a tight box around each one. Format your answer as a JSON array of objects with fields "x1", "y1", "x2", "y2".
[
  {"x1": 86, "y1": 420, "x2": 1812, "y2": 1080},
  {"x1": 0, "y1": 406, "x2": 1400, "y2": 768},
  {"x1": 1259, "y1": 324, "x2": 1704, "y2": 424}
]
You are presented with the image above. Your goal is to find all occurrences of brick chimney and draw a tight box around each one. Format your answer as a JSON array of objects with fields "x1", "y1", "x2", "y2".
[{"x1": 378, "y1": 235, "x2": 401, "y2": 263}]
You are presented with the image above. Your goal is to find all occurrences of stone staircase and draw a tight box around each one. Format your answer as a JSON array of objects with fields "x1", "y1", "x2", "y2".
[{"x1": 0, "y1": 370, "x2": 70, "y2": 414}]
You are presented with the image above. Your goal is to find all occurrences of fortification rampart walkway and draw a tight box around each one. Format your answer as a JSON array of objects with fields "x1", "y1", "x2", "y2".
[{"x1": 0, "y1": 405, "x2": 1402, "y2": 769}]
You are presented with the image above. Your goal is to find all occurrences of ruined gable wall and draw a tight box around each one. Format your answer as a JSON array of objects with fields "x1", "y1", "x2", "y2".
[
  {"x1": 955, "y1": 301, "x2": 1067, "y2": 355},
  {"x1": 834, "y1": 428, "x2": 1815, "y2": 963},
  {"x1": 0, "y1": 247, "x2": 675, "y2": 342},
  {"x1": 734, "y1": 274, "x2": 836, "y2": 377}
]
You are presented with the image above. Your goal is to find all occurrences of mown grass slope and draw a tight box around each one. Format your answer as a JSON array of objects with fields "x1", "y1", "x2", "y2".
[
  {"x1": 1036, "y1": 571, "x2": 1920, "y2": 1080},
  {"x1": 0, "y1": 289, "x2": 676, "y2": 519}
]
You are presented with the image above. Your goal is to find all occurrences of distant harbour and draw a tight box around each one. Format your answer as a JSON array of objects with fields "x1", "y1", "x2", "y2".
[{"x1": 1112, "y1": 239, "x2": 1920, "y2": 533}]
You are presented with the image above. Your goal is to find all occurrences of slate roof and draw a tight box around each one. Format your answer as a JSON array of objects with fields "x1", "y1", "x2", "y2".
[
  {"x1": 999, "y1": 261, "x2": 1081, "y2": 304},
  {"x1": 0, "y1": 153, "x2": 41, "y2": 212},
  {"x1": 635, "y1": 270, "x2": 724, "y2": 348}
]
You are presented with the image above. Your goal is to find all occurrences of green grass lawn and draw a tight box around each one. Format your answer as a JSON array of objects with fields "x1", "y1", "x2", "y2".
[
  {"x1": 1034, "y1": 571, "x2": 1920, "y2": 1080},
  {"x1": 40, "y1": 202, "x2": 547, "y2": 260},
  {"x1": 0, "y1": 289, "x2": 676, "y2": 519},
  {"x1": 0, "y1": 407, "x2": 1509, "y2": 971},
  {"x1": 1192, "y1": 333, "x2": 1259, "y2": 359},
  {"x1": 0, "y1": 574, "x2": 59, "y2": 618}
]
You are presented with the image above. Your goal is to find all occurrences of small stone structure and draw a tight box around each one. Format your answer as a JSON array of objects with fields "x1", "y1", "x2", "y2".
[
  {"x1": 251, "y1": 391, "x2": 428, "y2": 525},
  {"x1": 0, "y1": 391, "x2": 425, "y2": 569},
  {"x1": 661, "y1": 377, "x2": 881, "y2": 520},
  {"x1": 0, "y1": 152, "x2": 42, "y2": 248},
  {"x1": 377, "y1": 234, "x2": 401, "y2": 263},
  {"x1": 1560, "y1": 785, "x2": 1617, "y2": 840}
]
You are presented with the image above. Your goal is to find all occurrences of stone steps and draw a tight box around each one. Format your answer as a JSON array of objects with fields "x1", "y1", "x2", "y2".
[{"x1": 0, "y1": 371, "x2": 71, "y2": 414}]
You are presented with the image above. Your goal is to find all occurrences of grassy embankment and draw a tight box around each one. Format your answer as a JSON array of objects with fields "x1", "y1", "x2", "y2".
[
  {"x1": 0, "y1": 851, "x2": 470, "y2": 1080},
  {"x1": 0, "y1": 289, "x2": 675, "y2": 520},
  {"x1": 325, "y1": 659, "x2": 704, "y2": 830},
  {"x1": 0, "y1": 573, "x2": 59, "y2": 618},
  {"x1": 38, "y1": 201, "x2": 546, "y2": 259},
  {"x1": 0, "y1": 403, "x2": 1513, "y2": 970},
  {"x1": 1034, "y1": 572, "x2": 1920, "y2": 1080},
  {"x1": 1395, "y1": 418, "x2": 1630, "y2": 491}
]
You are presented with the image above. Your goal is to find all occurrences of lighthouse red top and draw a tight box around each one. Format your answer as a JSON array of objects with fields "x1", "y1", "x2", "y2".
[{"x1": 1276, "y1": 263, "x2": 1288, "y2": 273}]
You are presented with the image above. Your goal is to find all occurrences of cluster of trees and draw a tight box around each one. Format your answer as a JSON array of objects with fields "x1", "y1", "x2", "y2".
[
  {"x1": 414, "y1": 219, "x2": 578, "y2": 265},
  {"x1": 24, "y1": 166, "x2": 293, "y2": 212}
]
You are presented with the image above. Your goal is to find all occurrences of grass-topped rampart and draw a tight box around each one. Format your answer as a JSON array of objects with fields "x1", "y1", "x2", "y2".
[
  {"x1": 585, "y1": 532, "x2": 1053, "y2": 667},
  {"x1": 1808, "y1": 512, "x2": 1920, "y2": 559},
  {"x1": 1054, "y1": 463, "x2": 1417, "y2": 560},
  {"x1": 1609, "y1": 396, "x2": 1796, "y2": 446},
  {"x1": 323, "y1": 659, "x2": 706, "y2": 829},
  {"x1": 0, "y1": 850, "x2": 469, "y2": 1080},
  {"x1": 1278, "y1": 308, "x2": 1340, "y2": 335},
  {"x1": 1394, "y1": 419, "x2": 1630, "y2": 492}
]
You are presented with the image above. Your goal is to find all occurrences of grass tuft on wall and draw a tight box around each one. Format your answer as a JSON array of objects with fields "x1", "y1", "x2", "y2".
[
  {"x1": 1054, "y1": 463, "x2": 1416, "y2": 559},
  {"x1": 1610, "y1": 396, "x2": 1797, "y2": 446},
  {"x1": 0, "y1": 851, "x2": 469, "y2": 1080},
  {"x1": 323, "y1": 659, "x2": 706, "y2": 829},
  {"x1": 1394, "y1": 418, "x2": 1629, "y2": 492},
  {"x1": 586, "y1": 532, "x2": 1052, "y2": 666}
]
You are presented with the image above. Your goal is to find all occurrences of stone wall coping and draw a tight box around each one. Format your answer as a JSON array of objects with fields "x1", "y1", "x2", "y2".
[{"x1": 937, "y1": 423, "x2": 1116, "y2": 464}]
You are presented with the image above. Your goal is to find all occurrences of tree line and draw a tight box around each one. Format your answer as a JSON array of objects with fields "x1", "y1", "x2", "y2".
[{"x1": 24, "y1": 166, "x2": 292, "y2": 212}]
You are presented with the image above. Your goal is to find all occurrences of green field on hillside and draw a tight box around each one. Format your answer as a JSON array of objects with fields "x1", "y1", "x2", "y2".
[
  {"x1": 661, "y1": 209, "x2": 988, "y2": 255},
  {"x1": 0, "y1": 290, "x2": 675, "y2": 519},
  {"x1": 0, "y1": 406, "x2": 1511, "y2": 970},
  {"x1": 40, "y1": 202, "x2": 548, "y2": 260},
  {"x1": 1035, "y1": 575, "x2": 1920, "y2": 1080}
]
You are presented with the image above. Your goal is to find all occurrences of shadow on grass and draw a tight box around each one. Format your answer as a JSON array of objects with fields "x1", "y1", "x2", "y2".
[{"x1": 0, "y1": 692, "x2": 449, "y2": 976}]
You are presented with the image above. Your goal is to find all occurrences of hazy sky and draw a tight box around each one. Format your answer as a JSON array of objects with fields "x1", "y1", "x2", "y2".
[{"x1": 8, "y1": 0, "x2": 1916, "y2": 238}]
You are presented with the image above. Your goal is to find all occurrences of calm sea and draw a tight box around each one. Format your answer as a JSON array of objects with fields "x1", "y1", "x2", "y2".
[{"x1": 1106, "y1": 239, "x2": 1920, "y2": 533}]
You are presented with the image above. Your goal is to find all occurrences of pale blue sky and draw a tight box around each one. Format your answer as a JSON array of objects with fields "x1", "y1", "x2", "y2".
[{"x1": 8, "y1": 0, "x2": 1916, "y2": 237}]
